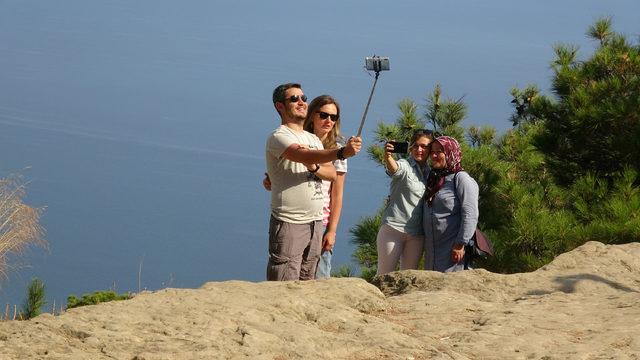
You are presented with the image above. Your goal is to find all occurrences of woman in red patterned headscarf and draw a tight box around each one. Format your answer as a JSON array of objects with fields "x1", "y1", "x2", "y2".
[{"x1": 423, "y1": 136, "x2": 479, "y2": 272}]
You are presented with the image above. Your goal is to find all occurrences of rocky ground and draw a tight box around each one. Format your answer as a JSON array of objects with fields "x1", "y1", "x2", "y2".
[{"x1": 1, "y1": 241, "x2": 639, "y2": 359}]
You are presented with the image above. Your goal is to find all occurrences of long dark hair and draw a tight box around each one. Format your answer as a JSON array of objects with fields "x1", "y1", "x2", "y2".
[{"x1": 304, "y1": 95, "x2": 343, "y2": 150}]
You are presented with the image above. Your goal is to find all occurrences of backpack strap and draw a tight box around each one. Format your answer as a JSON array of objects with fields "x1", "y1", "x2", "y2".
[{"x1": 452, "y1": 171, "x2": 464, "y2": 199}]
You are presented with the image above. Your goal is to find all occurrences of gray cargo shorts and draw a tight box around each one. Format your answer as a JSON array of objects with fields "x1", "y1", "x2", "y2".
[{"x1": 266, "y1": 215, "x2": 322, "y2": 281}]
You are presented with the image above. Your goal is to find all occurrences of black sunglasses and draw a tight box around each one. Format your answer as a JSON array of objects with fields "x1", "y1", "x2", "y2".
[
  {"x1": 317, "y1": 111, "x2": 339, "y2": 122},
  {"x1": 286, "y1": 94, "x2": 307, "y2": 103}
]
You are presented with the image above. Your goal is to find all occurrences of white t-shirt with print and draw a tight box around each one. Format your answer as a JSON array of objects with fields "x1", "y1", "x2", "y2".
[{"x1": 265, "y1": 125, "x2": 324, "y2": 224}]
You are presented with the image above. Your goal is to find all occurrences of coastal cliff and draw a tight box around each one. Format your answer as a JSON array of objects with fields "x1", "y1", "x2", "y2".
[{"x1": 1, "y1": 241, "x2": 638, "y2": 359}]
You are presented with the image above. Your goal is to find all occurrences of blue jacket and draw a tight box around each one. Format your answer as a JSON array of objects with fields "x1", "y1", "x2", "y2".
[
  {"x1": 382, "y1": 157, "x2": 429, "y2": 236},
  {"x1": 423, "y1": 171, "x2": 479, "y2": 272}
]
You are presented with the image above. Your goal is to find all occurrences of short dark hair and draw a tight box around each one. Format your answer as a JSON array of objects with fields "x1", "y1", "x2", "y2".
[
  {"x1": 410, "y1": 129, "x2": 435, "y2": 146},
  {"x1": 272, "y1": 83, "x2": 301, "y2": 104}
]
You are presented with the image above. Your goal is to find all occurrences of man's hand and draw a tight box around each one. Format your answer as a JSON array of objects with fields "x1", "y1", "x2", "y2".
[
  {"x1": 305, "y1": 163, "x2": 319, "y2": 172},
  {"x1": 262, "y1": 173, "x2": 271, "y2": 191},
  {"x1": 343, "y1": 136, "x2": 363, "y2": 158}
]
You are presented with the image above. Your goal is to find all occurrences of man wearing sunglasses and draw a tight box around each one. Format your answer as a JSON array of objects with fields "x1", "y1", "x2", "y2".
[{"x1": 265, "y1": 82, "x2": 362, "y2": 281}]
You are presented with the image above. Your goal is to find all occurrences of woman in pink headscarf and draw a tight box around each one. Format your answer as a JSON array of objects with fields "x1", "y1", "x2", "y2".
[{"x1": 423, "y1": 136, "x2": 479, "y2": 272}]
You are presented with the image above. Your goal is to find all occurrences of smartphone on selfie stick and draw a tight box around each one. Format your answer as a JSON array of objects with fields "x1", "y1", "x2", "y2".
[{"x1": 356, "y1": 56, "x2": 390, "y2": 137}]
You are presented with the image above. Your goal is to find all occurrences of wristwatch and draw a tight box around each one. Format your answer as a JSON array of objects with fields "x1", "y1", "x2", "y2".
[
  {"x1": 336, "y1": 147, "x2": 346, "y2": 160},
  {"x1": 309, "y1": 164, "x2": 320, "y2": 173}
]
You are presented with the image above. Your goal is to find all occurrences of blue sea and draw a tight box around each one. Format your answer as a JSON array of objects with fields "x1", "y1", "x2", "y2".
[
  {"x1": 2, "y1": 0, "x2": 638, "y2": 308},
  {"x1": 0, "y1": 119, "x2": 388, "y2": 307}
]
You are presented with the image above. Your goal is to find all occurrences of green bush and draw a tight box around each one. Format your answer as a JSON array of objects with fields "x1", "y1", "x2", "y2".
[
  {"x1": 518, "y1": 17, "x2": 640, "y2": 185},
  {"x1": 22, "y1": 278, "x2": 46, "y2": 320},
  {"x1": 331, "y1": 265, "x2": 354, "y2": 278},
  {"x1": 349, "y1": 209, "x2": 382, "y2": 279},
  {"x1": 67, "y1": 290, "x2": 131, "y2": 309}
]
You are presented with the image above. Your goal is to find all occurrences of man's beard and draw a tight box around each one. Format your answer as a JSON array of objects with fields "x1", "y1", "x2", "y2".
[{"x1": 286, "y1": 107, "x2": 306, "y2": 122}]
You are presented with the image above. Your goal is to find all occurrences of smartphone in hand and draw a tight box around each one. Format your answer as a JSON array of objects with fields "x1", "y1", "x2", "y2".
[{"x1": 388, "y1": 141, "x2": 409, "y2": 154}]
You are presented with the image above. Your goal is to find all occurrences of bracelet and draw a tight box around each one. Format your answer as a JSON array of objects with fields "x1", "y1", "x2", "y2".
[
  {"x1": 336, "y1": 147, "x2": 346, "y2": 160},
  {"x1": 309, "y1": 164, "x2": 320, "y2": 173}
]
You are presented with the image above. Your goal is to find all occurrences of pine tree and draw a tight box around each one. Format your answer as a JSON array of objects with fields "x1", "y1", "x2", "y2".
[
  {"x1": 351, "y1": 19, "x2": 640, "y2": 275},
  {"x1": 22, "y1": 278, "x2": 46, "y2": 320},
  {"x1": 515, "y1": 17, "x2": 640, "y2": 184}
]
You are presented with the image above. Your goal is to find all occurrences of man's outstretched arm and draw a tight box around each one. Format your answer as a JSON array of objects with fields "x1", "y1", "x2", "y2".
[{"x1": 282, "y1": 136, "x2": 362, "y2": 164}]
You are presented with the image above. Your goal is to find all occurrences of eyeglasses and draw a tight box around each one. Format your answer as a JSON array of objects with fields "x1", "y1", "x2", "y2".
[
  {"x1": 286, "y1": 94, "x2": 308, "y2": 103},
  {"x1": 412, "y1": 144, "x2": 430, "y2": 150},
  {"x1": 317, "y1": 111, "x2": 339, "y2": 122}
]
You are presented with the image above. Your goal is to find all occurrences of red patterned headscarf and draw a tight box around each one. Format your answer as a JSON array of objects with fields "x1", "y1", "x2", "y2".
[
  {"x1": 436, "y1": 136, "x2": 463, "y2": 173},
  {"x1": 425, "y1": 136, "x2": 464, "y2": 206}
]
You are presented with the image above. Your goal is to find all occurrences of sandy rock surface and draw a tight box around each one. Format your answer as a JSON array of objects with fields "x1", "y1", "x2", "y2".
[{"x1": 1, "y1": 241, "x2": 639, "y2": 359}]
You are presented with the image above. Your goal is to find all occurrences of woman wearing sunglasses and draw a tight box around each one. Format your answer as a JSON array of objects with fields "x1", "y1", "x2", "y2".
[
  {"x1": 376, "y1": 129, "x2": 434, "y2": 275},
  {"x1": 423, "y1": 136, "x2": 479, "y2": 272},
  {"x1": 301, "y1": 95, "x2": 349, "y2": 278},
  {"x1": 263, "y1": 95, "x2": 347, "y2": 278}
]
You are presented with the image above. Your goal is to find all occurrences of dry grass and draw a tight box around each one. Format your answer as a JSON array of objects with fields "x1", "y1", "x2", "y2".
[{"x1": 0, "y1": 174, "x2": 47, "y2": 281}]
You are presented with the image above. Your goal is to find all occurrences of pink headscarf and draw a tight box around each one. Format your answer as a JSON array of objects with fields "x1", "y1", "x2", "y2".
[{"x1": 425, "y1": 136, "x2": 464, "y2": 206}]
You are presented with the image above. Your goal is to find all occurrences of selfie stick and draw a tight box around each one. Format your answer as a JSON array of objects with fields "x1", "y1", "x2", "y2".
[{"x1": 356, "y1": 71, "x2": 380, "y2": 137}]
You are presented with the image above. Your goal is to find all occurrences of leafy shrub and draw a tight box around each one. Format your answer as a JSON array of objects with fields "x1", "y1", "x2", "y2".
[
  {"x1": 349, "y1": 210, "x2": 382, "y2": 279},
  {"x1": 67, "y1": 290, "x2": 131, "y2": 309},
  {"x1": 21, "y1": 278, "x2": 46, "y2": 320},
  {"x1": 331, "y1": 265, "x2": 354, "y2": 278}
]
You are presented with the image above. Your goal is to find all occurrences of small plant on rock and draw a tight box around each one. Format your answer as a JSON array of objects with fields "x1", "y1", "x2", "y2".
[
  {"x1": 22, "y1": 278, "x2": 46, "y2": 320},
  {"x1": 66, "y1": 290, "x2": 131, "y2": 309}
]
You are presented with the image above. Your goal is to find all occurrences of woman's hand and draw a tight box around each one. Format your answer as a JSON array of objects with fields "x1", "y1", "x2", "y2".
[
  {"x1": 383, "y1": 141, "x2": 399, "y2": 174},
  {"x1": 262, "y1": 173, "x2": 271, "y2": 191},
  {"x1": 451, "y1": 244, "x2": 465, "y2": 263},
  {"x1": 322, "y1": 231, "x2": 336, "y2": 252},
  {"x1": 384, "y1": 141, "x2": 395, "y2": 155},
  {"x1": 292, "y1": 144, "x2": 317, "y2": 170}
]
